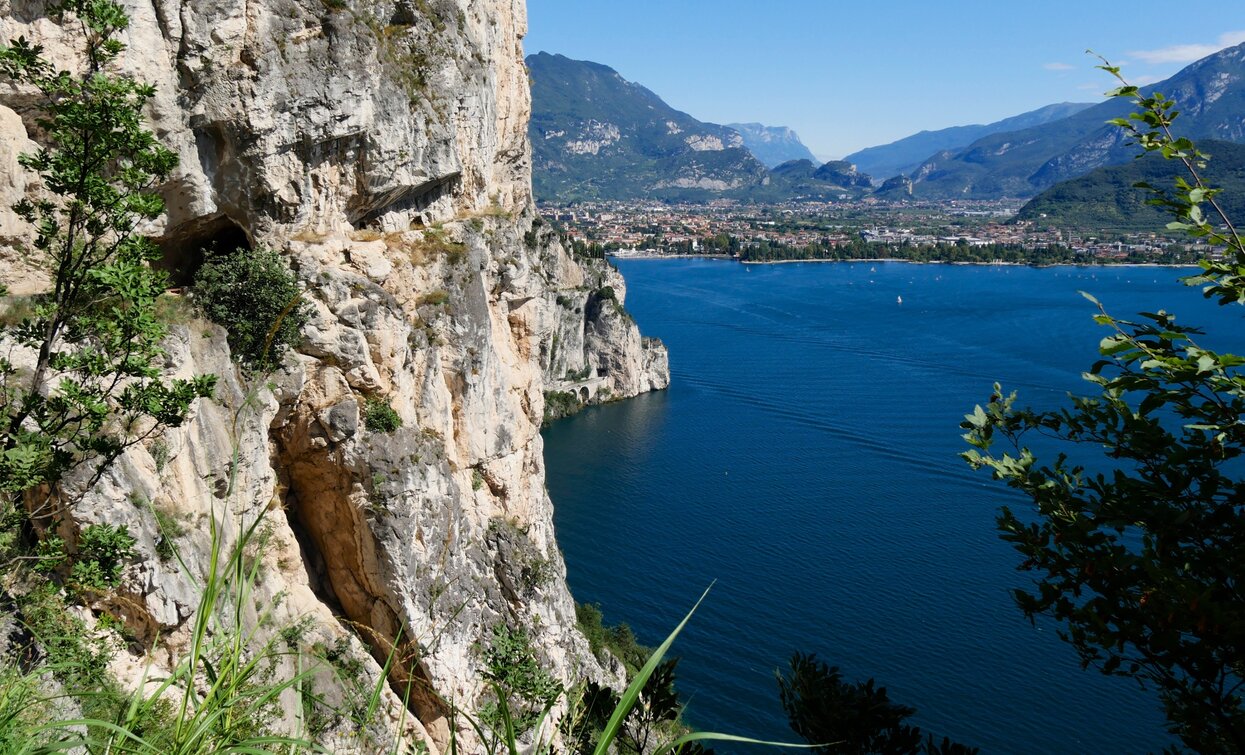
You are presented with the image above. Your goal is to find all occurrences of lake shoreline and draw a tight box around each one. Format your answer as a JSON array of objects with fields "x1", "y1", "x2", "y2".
[{"x1": 607, "y1": 253, "x2": 1196, "y2": 269}]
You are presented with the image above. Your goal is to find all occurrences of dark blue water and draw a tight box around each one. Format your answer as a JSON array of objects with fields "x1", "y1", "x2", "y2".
[{"x1": 543, "y1": 260, "x2": 1245, "y2": 754}]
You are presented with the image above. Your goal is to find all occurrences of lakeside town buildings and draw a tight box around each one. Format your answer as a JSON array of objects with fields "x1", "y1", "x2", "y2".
[{"x1": 539, "y1": 199, "x2": 1193, "y2": 261}]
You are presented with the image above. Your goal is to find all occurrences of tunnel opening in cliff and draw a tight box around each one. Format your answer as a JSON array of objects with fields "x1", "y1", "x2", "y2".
[{"x1": 156, "y1": 214, "x2": 252, "y2": 286}]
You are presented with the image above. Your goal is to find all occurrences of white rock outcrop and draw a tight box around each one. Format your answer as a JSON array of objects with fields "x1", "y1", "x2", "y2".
[{"x1": 684, "y1": 134, "x2": 725, "y2": 152}]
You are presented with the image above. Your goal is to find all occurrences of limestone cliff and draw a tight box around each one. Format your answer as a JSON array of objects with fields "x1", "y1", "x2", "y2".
[{"x1": 0, "y1": 0, "x2": 668, "y2": 751}]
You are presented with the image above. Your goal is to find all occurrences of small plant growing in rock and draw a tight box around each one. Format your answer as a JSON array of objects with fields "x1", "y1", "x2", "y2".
[
  {"x1": 32, "y1": 535, "x2": 67, "y2": 574},
  {"x1": 520, "y1": 555, "x2": 553, "y2": 593},
  {"x1": 193, "y1": 247, "x2": 311, "y2": 371},
  {"x1": 71, "y1": 524, "x2": 137, "y2": 591},
  {"x1": 480, "y1": 624, "x2": 562, "y2": 735},
  {"x1": 418, "y1": 289, "x2": 450, "y2": 307},
  {"x1": 279, "y1": 616, "x2": 316, "y2": 650},
  {"x1": 149, "y1": 439, "x2": 171, "y2": 472},
  {"x1": 363, "y1": 398, "x2": 403, "y2": 433},
  {"x1": 148, "y1": 503, "x2": 185, "y2": 562}
]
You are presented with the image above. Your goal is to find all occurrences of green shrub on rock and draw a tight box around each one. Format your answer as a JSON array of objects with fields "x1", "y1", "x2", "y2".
[
  {"x1": 72, "y1": 523, "x2": 136, "y2": 591},
  {"x1": 480, "y1": 624, "x2": 561, "y2": 734},
  {"x1": 363, "y1": 398, "x2": 403, "y2": 433},
  {"x1": 542, "y1": 390, "x2": 583, "y2": 425},
  {"x1": 193, "y1": 247, "x2": 310, "y2": 370}
]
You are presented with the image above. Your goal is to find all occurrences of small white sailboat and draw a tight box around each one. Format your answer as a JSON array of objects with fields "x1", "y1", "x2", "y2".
[{"x1": 897, "y1": 295, "x2": 903, "y2": 305}]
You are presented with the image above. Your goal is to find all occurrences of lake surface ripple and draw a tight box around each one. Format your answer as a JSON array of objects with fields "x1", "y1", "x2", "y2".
[{"x1": 544, "y1": 260, "x2": 1245, "y2": 753}]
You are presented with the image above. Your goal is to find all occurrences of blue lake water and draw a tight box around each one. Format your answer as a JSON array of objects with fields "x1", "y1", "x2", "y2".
[{"x1": 542, "y1": 259, "x2": 1245, "y2": 754}]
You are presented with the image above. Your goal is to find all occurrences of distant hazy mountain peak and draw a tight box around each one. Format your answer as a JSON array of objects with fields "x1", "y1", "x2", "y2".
[{"x1": 726, "y1": 122, "x2": 819, "y2": 168}]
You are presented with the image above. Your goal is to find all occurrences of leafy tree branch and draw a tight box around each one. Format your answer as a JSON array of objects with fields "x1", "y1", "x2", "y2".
[
  {"x1": 962, "y1": 62, "x2": 1245, "y2": 753},
  {"x1": 0, "y1": 1, "x2": 214, "y2": 547}
]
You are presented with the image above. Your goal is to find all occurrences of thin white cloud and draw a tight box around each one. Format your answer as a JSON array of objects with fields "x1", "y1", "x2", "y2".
[
  {"x1": 1044, "y1": 62, "x2": 1074, "y2": 71},
  {"x1": 1129, "y1": 30, "x2": 1245, "y2": 64}
]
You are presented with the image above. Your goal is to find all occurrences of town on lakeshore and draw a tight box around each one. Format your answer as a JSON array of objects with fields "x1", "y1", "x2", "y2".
[{"x1": 539, "y1": 199, "x2": 1215, "y2": 265}]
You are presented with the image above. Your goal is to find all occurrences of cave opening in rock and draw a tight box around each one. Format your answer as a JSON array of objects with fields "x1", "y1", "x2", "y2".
[{"x1": 156, "y1": 214, "x2": 252, "y2": 286}]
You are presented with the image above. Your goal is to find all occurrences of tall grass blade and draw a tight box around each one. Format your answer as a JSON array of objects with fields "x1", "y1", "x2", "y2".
[
  {"x1": 529, "y1": 702, "x2": 556, "y2": 755},
  {"x1": 365, "y1": 628, "x2": 404, "y2": 724},
  {"x1": 489, "y1": 681, "x2": 520, "y2": 755},
  {"x1": 592, "y1": 584, "x2": 712, "y2": 755},
  {"x1": 655, "y1": 731, "x2": 823, "y2": 754},
  {"x1": 451, "y1": 703, "x2": 494, "y2": 755}
]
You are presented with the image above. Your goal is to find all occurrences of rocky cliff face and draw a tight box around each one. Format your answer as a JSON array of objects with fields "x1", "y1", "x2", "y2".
[{"x1": 0, "y1": 0, "x2": 667, "y2": 751}]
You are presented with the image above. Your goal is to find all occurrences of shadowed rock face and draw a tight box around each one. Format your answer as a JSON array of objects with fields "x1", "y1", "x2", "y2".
[{"x1": 0, "y1": 1, "x2": 665, "y2": 751}]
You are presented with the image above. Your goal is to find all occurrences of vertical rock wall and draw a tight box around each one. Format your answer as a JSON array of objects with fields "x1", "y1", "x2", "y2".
[{"x1": 0, "y1": 0, "x2": 668, "y2": 750}]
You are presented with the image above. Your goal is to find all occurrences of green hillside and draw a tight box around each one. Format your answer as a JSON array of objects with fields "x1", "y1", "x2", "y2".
[
  {"x1": 527, "y1": 53, "x2": 770, "y2": 202},
  {"x1": 1016, "y1": 140, "x2": 1245, "y2": 230}
]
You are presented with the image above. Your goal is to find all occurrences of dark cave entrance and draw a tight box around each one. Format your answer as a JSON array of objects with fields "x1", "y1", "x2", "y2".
[{"x1": 156, "y1": 214, "x2": 252, "y2": 286}]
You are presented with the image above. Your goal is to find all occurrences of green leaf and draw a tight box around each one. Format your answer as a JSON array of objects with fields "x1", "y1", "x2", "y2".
[
  {"x1": 1098, "y1": 337, "x2": 1134, "y2": 356},
  {"x1": 592, "y1": 585, "x2": 712, "y2": 755},
  {"x1": 655, "y1": 731, "x2": 823, "y2": 755}
]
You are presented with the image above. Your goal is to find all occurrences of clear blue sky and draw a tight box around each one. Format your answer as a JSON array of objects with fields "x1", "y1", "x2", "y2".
[{"x1": 524, "y1": 1, "x2": 1245, "y2": 159}]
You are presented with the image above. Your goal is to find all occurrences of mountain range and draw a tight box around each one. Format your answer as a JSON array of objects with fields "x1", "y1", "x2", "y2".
[
  {"x1": 844, "y1": 102, "x2": 1096, "y2": 180},
  {"x1": 894, "y1": 44, "x2": 1245, "y2": 199},
  {"x1": 528, "y1": 53, "x2": 879, "y2": 203},
  {"x1": 527, "y1": 52, "x2": 769, "y2": 202},
  {"x1": 529, "y1": 43, "x2": 1245, "y2": 205}
]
